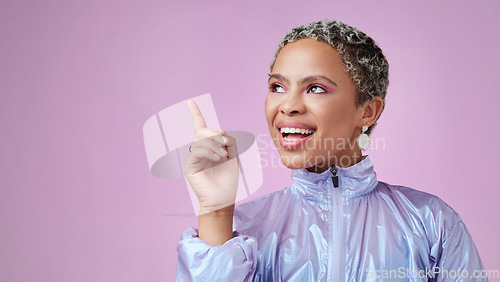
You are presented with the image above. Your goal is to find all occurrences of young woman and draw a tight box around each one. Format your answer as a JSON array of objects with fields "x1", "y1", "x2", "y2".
[{"x1": 176, "y1": 20, "x2": 486, "y2": 281}]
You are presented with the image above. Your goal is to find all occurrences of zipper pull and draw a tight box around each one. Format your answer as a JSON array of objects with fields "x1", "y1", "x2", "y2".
[{"x1": 330, "y1": 166, "x2": 339, "y2": 188}]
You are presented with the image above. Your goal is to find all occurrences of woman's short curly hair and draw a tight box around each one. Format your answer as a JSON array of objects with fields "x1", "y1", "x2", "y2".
[{"x1": 269, "y1": 19, "x2": 389, "y2": 136}]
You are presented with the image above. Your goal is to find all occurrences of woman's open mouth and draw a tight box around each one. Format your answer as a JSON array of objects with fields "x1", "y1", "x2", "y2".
[{"x1": 279, "y1": 127, "x2": 316, "y2": 150}]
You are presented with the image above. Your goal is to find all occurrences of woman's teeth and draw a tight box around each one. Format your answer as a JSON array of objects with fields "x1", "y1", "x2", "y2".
[{"x1": 280, "y1": 127, "x2": 316, "y2": 134}]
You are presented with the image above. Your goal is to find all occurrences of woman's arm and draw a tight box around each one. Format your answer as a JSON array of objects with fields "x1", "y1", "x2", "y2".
[
  {"x1": 175, "y1": 100, "x2": 258, "y2": 281},
  {"x1": 183, "y1": 99, "x2": 240, "y2": 245}
]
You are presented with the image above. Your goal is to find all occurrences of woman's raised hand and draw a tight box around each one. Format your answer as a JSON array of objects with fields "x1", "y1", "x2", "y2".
[{"x1": 184, "y1": 99, "x2": 240, "y2": 215}]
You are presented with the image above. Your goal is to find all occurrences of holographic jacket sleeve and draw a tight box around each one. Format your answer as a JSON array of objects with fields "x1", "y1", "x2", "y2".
[{"x1": 175, "y1": 227, "x2": 258, "y2": 281}]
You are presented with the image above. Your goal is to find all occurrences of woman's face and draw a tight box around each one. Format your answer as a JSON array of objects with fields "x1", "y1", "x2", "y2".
[{"x1": 265, "y1": 38, "x2": 364, "y2": 172}]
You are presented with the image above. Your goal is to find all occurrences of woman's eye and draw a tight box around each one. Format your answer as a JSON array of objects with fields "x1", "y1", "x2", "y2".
[
  {"x1": 308, "y1": 85, "x2": 327, "y2": 94},
  {"x1": 270, "y1": 83, "x2": 285, "y2": 93}
]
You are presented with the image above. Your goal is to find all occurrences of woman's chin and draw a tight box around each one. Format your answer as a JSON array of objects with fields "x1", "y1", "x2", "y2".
[
  {"x1": 282, "y1": 163, "x2": 306, "y2": 170},
  {"x1": 279, "y1": 156, "x2": 313, "y2": 170}
]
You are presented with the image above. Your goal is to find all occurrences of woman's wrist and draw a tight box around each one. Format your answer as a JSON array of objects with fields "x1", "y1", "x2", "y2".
[
  {"x1": 199, "y1": 204, "x2": 235, "y2": 217},
  {"x1": 198, "y1": 204, "x2": 235, "y2": 246}
]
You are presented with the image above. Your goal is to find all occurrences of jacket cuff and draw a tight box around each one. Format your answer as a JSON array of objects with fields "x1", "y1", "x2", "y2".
[{"x1": 175, "y1": 227, "x2": 257, "y2": 281}]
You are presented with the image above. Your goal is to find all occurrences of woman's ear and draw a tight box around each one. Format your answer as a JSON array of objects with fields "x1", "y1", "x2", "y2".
[{"x1": 361, "y1": 96, "x2": 384, "y2": 126}]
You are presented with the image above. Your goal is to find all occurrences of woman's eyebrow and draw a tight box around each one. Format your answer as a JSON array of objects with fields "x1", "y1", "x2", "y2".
[
  {"x1": 268, "y1": 73, "x2": 337, "y2": 87},
  {"x1": 299, "y1": 75, "x2": 337, "y2": 87},
  {"x1": 268, "y1": 73, "x2": 289, "y2": 84}
]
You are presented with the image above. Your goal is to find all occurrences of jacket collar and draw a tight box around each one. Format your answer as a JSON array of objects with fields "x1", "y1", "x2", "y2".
[{"x1": 290, "y1": 155, "x2": 378, "y2": 203}]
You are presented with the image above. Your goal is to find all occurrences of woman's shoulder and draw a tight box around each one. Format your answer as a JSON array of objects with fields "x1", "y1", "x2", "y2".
[
  {"x1": 377, "y1": 181, "x2": 458, "y2": 212},
  {"x1": 375, "y1": 181, "x2": 463, "y2": 238}
]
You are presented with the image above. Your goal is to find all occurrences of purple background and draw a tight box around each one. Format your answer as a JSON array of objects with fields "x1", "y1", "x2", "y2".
[{"x1": 1, "y1": 0, "x2": 499, "y2": 281}]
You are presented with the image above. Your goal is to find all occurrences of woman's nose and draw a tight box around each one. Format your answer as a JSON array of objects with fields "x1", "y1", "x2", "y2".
[{"x1": 279, "y1": 91, "x2": 306, "y2": 116}]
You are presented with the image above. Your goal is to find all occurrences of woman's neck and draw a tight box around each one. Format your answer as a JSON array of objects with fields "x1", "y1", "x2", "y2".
[{"x1": 306, "y1": 151, "x2": 364, "y2": 173}]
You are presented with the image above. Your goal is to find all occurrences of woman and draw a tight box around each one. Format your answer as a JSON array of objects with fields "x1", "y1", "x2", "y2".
[{"x1": 176, "y1": 20, "x2": 486, "y2": 281}]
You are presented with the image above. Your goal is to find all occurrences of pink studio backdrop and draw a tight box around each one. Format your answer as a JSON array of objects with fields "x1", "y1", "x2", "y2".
[{"x1": 1, "y1": 1, "x2": 499, "y2": 281}]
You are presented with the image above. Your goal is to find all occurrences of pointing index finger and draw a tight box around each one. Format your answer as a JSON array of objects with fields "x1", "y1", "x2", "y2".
[{"x1": 187, "y1": 99, "x2": 207, "y2": 134}]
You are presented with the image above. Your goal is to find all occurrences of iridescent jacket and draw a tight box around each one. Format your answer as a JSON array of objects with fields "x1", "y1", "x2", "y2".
[{"x1": 175, "y1": 155, "x2": 486, "y2": 281}]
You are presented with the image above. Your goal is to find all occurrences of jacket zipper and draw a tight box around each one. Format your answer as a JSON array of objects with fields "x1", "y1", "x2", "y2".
[{"x1": 330, "y1": 166, "x2": 342, "y2": 282}]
